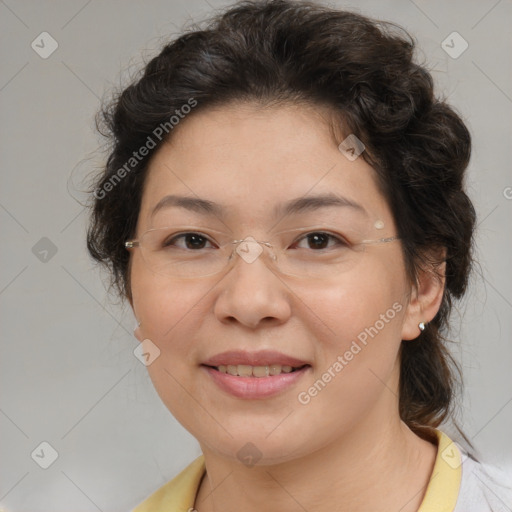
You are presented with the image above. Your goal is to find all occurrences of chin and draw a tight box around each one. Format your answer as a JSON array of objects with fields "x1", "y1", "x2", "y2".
[{"x1": 195, "y1": 420, "x2": 319, "y2": 466}]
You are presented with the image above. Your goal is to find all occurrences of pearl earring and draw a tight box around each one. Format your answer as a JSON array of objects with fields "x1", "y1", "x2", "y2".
[{"x1": 418, "y1": 322, "x2": 426, "y2": 332}]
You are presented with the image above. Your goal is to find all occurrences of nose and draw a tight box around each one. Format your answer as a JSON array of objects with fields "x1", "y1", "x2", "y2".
[{"x1": 213, "y1": 240, "x2": 292, "y2": 329}]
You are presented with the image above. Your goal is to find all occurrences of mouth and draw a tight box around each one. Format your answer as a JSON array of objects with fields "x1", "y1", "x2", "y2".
[
  {"x1": 201, "y1": 351, "x2": 312, "y2": 399},
  {"x1": 205, "y1": 363, "x2": 310, "y2": 377}
]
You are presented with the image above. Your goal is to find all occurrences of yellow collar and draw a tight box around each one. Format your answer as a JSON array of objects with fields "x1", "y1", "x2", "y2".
[
  {"x1": 418, "y1": 429, "x2": 462, "y2": 512},
  {"x1": 134, "y1": 430, "x2": 461, "y2": 512}
]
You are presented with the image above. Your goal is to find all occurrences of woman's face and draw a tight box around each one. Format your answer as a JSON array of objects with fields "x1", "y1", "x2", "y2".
[{"x1": 130, "y1": 102, "x2": 417, "y2": 464}]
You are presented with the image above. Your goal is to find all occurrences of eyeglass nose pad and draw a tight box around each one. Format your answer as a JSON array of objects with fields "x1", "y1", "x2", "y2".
[{"x1": 234, "y1": 236, "x2": 275, "y2": 265}]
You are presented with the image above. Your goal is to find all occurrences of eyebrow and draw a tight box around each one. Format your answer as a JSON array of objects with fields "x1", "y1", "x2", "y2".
[
  {"x1": 151, "y1": 195, "x2": 223, "y2": 218},
  {"x1": 150, "y1": 193, "x2": 367, "y2": 220},
  {"x1": 275, "y1": 193, "x2": 367, "y2": 218}
]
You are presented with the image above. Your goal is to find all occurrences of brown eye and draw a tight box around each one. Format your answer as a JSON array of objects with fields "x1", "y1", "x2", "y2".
[
  {"x1": 164, "y1": 233, "x2": 213, "y2": 250},
  {"x1": 293, "y1": 232, "x2": 347, "y2": 250},
  {"x1": 305, "y1": 233, "x2": 330, "y2": 249}
]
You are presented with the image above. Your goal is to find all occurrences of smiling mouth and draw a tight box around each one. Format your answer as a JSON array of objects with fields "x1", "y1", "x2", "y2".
[{"x1": 205, "y1": 364, "x2": 309, "y2": 377}]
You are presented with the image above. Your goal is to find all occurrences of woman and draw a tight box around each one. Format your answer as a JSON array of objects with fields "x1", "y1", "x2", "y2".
[{"x1": 87, "y1": 1, "x2": 511, "y2": 510}]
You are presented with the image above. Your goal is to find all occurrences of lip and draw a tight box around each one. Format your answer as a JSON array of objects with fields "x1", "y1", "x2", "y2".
[
  {"x1": 202, "y1": 350, "x2": 309, "y2": 367},
  {"x1": 201, "y1": 350, "x2": 311, "y2": 399},
  {"x1": 202, "y1": 364, "x2": 311, "y2": 399}
]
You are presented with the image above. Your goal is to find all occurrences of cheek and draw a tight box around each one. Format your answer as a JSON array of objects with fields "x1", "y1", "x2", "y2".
[
  {"x1": 130, "y1": 269, "x2": 211, "y2": 430},
  {"x1": 130, "y1": 259, "x2": 211, "y2": 364},
  {"x1": 305, "y1": 258, "x2": 407, "y2": 350},
  {"x1": 294, "y1": 262, "x2": 407, "y2": 415}
]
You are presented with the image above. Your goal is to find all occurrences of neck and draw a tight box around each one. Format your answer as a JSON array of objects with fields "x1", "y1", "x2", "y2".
[{"x1": 195, "y1": 406, "x2": 437, "y2": 512}]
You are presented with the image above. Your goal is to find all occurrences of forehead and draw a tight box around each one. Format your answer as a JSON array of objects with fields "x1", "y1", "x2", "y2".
[{"x1": 138, "y1": 102, "x2": 391, "y2": 229}]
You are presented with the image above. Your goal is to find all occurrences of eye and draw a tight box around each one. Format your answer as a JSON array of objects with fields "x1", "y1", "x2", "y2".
[
  {"x1": 163, "y1": 232, "x2": 216, "y2": 250},
  {"x1": 292, "y1": 232, "x2": 348, "y2": 250}
]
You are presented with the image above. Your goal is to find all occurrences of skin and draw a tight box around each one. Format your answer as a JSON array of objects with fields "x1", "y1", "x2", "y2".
[{"x1": 129, "y1": 102, "x2": 444, "y2": 512}]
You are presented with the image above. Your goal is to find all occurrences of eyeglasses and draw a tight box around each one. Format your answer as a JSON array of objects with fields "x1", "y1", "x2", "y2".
[{"x1": 125, "y1": 224, "x2": 400, "y2": 279}]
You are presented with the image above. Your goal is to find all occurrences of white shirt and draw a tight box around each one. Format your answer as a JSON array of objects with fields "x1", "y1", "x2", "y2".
[{"x1": 453, "y1": 450, "x2": 512, "y2": 511}]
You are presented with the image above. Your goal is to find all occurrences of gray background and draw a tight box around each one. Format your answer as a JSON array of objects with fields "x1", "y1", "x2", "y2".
[{"x1": 0, "y1": 0, "x2": 511, "y2": 510}]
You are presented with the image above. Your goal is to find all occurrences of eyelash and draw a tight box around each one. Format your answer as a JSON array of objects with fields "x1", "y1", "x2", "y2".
[{"x1": 163, "y1": 231, "x2": 349, "y2": 250}]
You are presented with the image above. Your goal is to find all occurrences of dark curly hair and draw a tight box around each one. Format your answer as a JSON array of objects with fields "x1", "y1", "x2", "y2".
[{"x1": 87, "y1": 0, "x2": 476, "y2": 442}]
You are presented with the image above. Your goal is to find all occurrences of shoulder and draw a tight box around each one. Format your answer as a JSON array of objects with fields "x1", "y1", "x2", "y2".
[
  {"x1": 454, "y1": 450, "x2": 512, "y2": 511},
  {"x1": 132, "y1": 456, "x2": 206, "y2": 512},
  {"x1": 419, "y1": 430, "x2": 511, "y2": 512}
]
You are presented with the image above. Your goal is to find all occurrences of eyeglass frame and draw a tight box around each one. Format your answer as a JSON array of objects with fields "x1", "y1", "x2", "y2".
[{"x1": 124, "y1": 225, "x2": 401, "y2": 279}]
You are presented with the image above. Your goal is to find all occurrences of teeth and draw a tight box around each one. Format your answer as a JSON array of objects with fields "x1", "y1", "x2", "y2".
[
  {"x1": 237, "y1": 364, "x2": 253, "y2": 377},
  {"x1": 252, "y1": 365, "x2": 270, "y2": 377},
  {"x1": 269, "y1": 364, "x2": 281, "y2": 375},
  {"x1": 216, "y1": 364, "x2": 302, "y2": 377}
]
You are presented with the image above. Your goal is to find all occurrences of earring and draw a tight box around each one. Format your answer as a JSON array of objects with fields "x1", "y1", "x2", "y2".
[
  {"x1": 134, "y1": 321, "x2": 141, "y2": 334},
  {"x1": 418, "y1": 322, "x2": 426, "y2": 332}
]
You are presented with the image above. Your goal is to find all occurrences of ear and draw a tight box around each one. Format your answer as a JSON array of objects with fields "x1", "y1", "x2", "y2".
[
  {"x1": 134, "y1": 322, "x2": 144, "y2": 342},
  {"x1": 129, "y1": 301, "x2": 144, "y2": 343},
  {"x1": 401, "y1": 253, "x2": 446, "y2": 340}
]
